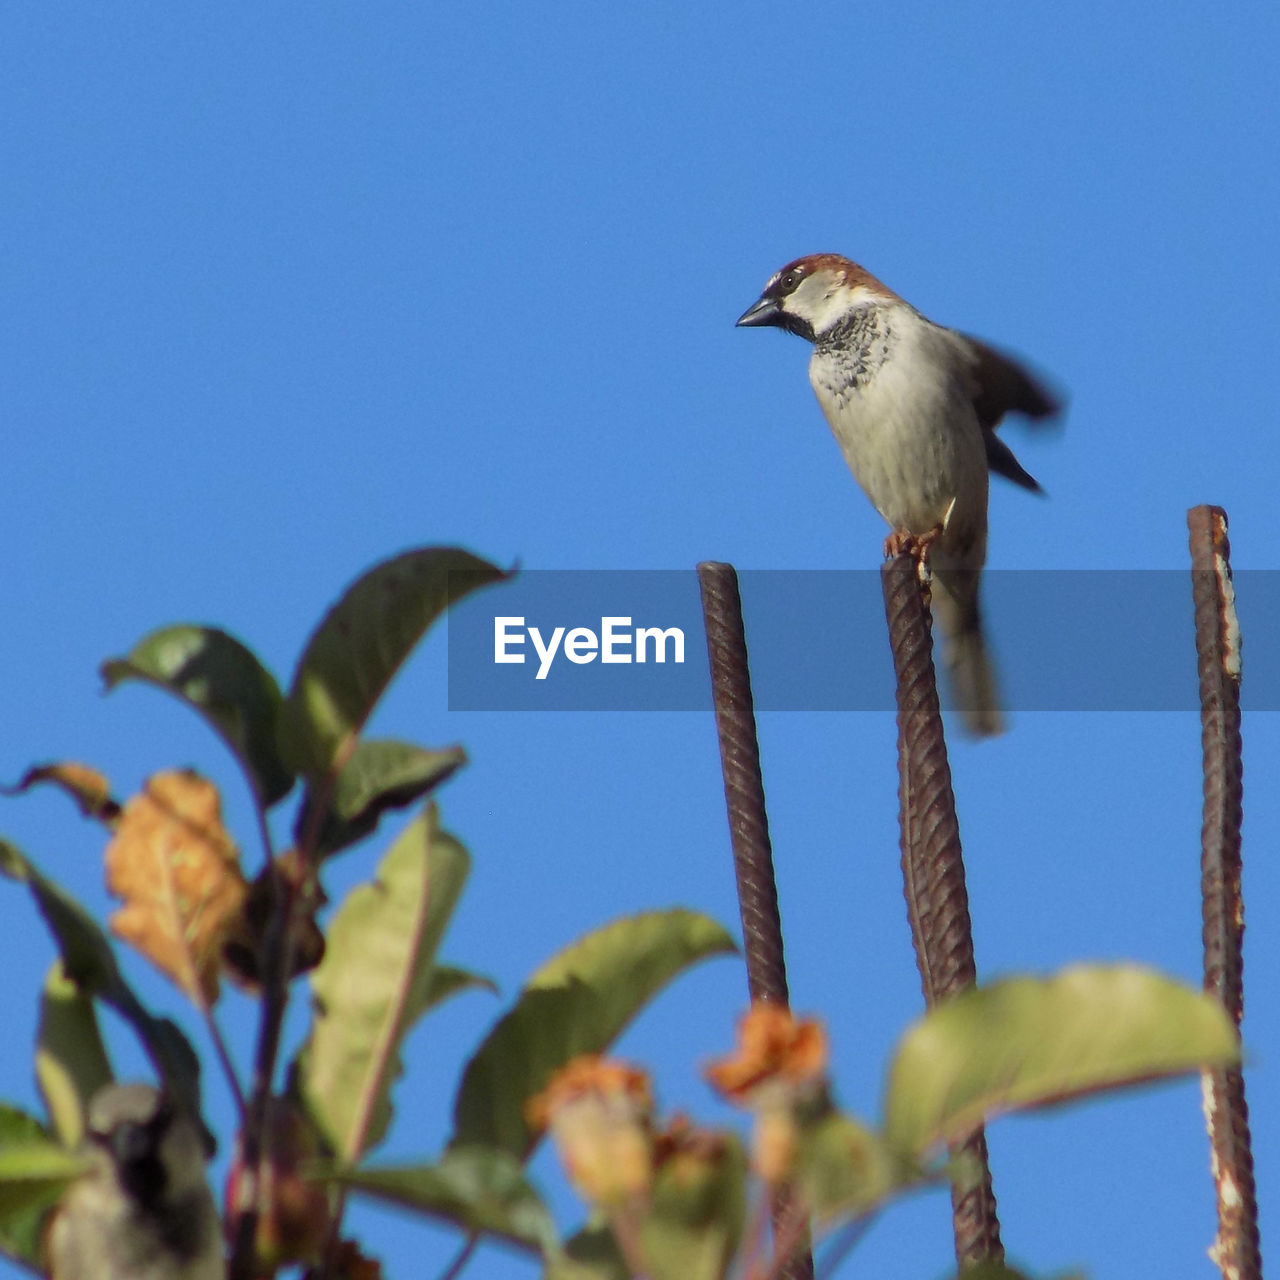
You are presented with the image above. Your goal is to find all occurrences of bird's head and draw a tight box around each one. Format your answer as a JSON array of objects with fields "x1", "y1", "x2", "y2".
[
  {"x1": 736, "y1": 254, "x2": 900, "y2": 342},
  {"x1": 85, "y1": 1083, "x2": 212, "y2": 1208}
]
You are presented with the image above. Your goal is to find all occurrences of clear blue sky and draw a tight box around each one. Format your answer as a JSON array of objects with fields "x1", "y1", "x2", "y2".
[{"x1": 2, "y1": 6, "x2": 1278, "y2": 1278}]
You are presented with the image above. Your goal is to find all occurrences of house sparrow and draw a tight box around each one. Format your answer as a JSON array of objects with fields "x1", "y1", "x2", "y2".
[
  {"x1": 48, "y1": 1083, "x2": 223, "y2": 1280},
  {"x1": 736, "y1": 253, "x2": 1060, "y2": 735}
]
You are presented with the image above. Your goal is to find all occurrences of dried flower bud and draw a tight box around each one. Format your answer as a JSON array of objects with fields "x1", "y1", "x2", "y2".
[
  {"x1": 705, "y1": 1004, "x2": 829, "y2": 1183},
  {"x1": 705, "y1": 1004, "x2": 828, "y2": 1106},
  {"x1": 527, "y1": 1055, "x2": 654, "y2": 1205}
]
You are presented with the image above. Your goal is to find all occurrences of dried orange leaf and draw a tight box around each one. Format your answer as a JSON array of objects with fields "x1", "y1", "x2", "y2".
[
  {"x1": 105, "y1": 770, "x2": 248, "y2": 1003},
  {"x1": 3, "y1": 763, "x2": 121, "y2": 825}
]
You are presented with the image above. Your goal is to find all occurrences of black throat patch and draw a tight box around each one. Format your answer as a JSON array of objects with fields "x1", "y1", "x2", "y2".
[{"x1": 815, "y1": 308, "x2": 894, "y2": 390}]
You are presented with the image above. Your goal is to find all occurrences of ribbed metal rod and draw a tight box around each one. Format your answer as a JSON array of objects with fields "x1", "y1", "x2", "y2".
[
  {"x1": 697, "y1": 562, "x2": 792, "y2": 1008},
  {"x1": 1187, "y1": 505, "x2": 1261, "y2": 1280},
  {"x1": 697, "y1": 561, "x2": 812, "y2": 1280},
  {"x1": 881, "y1": 553, "x2": 1002, "y2": 1268}
]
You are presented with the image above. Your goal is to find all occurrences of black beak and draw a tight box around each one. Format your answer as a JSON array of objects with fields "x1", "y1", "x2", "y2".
[{"x1": 735, "y1": 295, "x2": 782, "y2": 328}]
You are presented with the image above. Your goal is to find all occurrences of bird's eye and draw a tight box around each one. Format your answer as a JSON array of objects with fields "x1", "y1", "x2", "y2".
[{"x1": 779, "y1": 270, "x2": 801, "y2": 292}]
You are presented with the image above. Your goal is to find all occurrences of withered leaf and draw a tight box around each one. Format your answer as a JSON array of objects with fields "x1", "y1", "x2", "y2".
[
  {"x1": 302, "y1": 1239, "x2": 384, "y2": 1280},
  {"x1": 3, "y1": 763, "x2": 121, "y2": 826},
  {"x1": 223, "y1": 849, "x2": 326, "y2": 992},
  {"x1": 105, "y1": 770, "x2": 248, "y2": 1003}
]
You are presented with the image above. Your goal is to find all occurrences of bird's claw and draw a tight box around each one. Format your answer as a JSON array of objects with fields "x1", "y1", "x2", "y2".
[{"x1": 883, "y1": 521, "x2": 946, "y2": 565}]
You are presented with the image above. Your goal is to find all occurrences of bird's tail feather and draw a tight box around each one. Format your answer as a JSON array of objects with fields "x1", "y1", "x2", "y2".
[{"x1": 930, "y1": 569, "x2": 1004, "y2": 738}]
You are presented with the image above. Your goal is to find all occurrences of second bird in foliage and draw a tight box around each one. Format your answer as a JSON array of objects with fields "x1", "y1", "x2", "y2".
[{"x1": 48, "y1": 1084, "x2": 222, "y2": 1280}]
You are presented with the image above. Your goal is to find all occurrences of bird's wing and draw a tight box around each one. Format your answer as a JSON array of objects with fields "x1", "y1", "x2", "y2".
[{"x1": 964, "y1": 335, "x2": 1062, "y2": 429}]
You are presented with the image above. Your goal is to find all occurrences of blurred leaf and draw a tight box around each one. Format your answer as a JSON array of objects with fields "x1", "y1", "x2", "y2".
[
  {"x1": 0, "y1": 840, "x2": 204, "y2": 1124},
  {"x1": 548, "y1": 1224, "x2": 628, "y2": 1280},
  {"x1": 35, "y1": 963, "x2": 113, "y2": 1148},
  {"x1": 223, "y1": 849, "x2": 327, "y2": 992},
  {"x1": 451, "y1": 909, "x2": 736, "y2": 1156},
  {"x1": 105, "y1": 771, "x2": 249, "y2": 1003},
  {"x1": 0, "y1": 764, "x2": 120, "y2": 826},
  {"x1": 295, "y1": 806, "x2": 470, "y2": 1159},
  {"x1": 424, "y1": 965, "x2": 497, "y2": 1010},
  {"x1": 236, "y1": 1098, "x2": 333, "y2": 1268},
  {"x1": 0, "y1": 1142, "x2": 84, "y2": 1217},
  {"x1": 883, "y1": 965, "x2": 1241, "y2": 1157},
  {"x1": 641, "y1": 1129, "x2": 747, "y2": 1280},
  {"x1": 298, "y1": 739, "x2": 468, "y2": 859},
  {"x1": 101, "y1": 624, "x2": 294, "y2": 807},
  {"x1": 794, "y1": 1113, "x2": 903, "y2": 1223},
  {"x1": 0, "y1": 1107, "x2": 65, "y2": 1274},
  {"x1": 332, "y1": 1147, "x2": 555, "y2": 1255},
  {"x1": 278, "y1": 547, "x2": 507, "y2": 779}
]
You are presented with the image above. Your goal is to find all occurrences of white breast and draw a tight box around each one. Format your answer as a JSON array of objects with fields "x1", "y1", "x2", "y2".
[{"x1": 808, "y1": 313, "x2": 988, "y2": 553}]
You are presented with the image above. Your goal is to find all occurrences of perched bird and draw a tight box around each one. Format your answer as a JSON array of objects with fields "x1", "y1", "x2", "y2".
[
  {"x1": 737, "y1": 253, "x2": 1060, "y2": 735},
  {"x1": 48, "y1": 1083, "x2": 223, "y2": 1280}
]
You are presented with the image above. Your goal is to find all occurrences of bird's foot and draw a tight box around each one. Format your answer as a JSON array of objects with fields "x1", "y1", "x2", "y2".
[
  {"x1": 883, "y1": 521, "x2": 946, "y2": 566},
  {"x1": 883, "y1": 528, "x2": 915, "y2": 560},
  {"x1": 915, "y1": 520, "x2": 946, "y2": 562}
]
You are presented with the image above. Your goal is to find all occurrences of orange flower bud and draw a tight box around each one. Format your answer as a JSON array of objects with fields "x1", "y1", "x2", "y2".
[
  {"x1": 705, "y1": 1004, "x2": 828, "y2": 1106},
  {"x1": 527, "y1": 1055, "x2": 654, "y2": 1206},
  {"x1": 705, "y1": 1004, "x2": 830, "y2": 1184}
]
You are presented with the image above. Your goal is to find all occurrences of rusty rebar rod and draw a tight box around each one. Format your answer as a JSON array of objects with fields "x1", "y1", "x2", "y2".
[
  {"x1": 697, "y1": 561, "x2": 813, "y2": 1280},
  {"x1": 1188, "y1": 505, "x2": 1261, "y2": 1280},
  {"x1": 697, "y1": 562, "x2": 792, "y2": 1008},
  {"x1": 881, "y1": 553, "x2": 1002, "y2": 1269}
]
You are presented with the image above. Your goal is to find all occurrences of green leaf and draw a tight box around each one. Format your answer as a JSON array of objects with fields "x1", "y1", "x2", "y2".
[
  {"x1": 278, "y1": 547, "x2": 508, "y2": 779},
  {"x1": 795, "y1": 1113, "x2": 904, "y2": 1224},
  {"x1": 298, "y1": 739, "x2": 468, "y2": 859},
  {"x1": 883, "y1": 965, "x2": 1241, "y2": 1157},
  {"x1": 331, "y1": 1147, "x2": 556, "y2": 1255},
  {"x1": 424, "y1": 965, "x2": 499, "y2": 1009},
  {"x1": 451, "y1": 909, "x2": 736, "y2": 1156},
  {"x1": 35, "y1": 963, "x2": 113, "y2": 1148},
  {"x1": 101, "y1": 624, "x2": 294, "y2": 807},
  {"x1": 294, "y1": 806, "x2": 471, "y2": 1159},
  {"x1": 547, "y1": 1225, "x2": 629, "y2": 1280},
  {"x1": 0, "y1": 1107, "x2": 67, "y2": 1273},
  {"x1": 0, "y1": 1141, "x2": 84, "y2": 1218},
  {"x1": 640, "y1": 1131, "x2": 748, "y2": 1280},
  {"x1": 0, "y1": 841, "x2": 204, "y2": 1127}
]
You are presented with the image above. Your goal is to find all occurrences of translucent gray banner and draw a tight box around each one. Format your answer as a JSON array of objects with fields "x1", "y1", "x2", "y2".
[{"x1": 446, "y1": 570, "x2": 1271, "y2": 711}]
